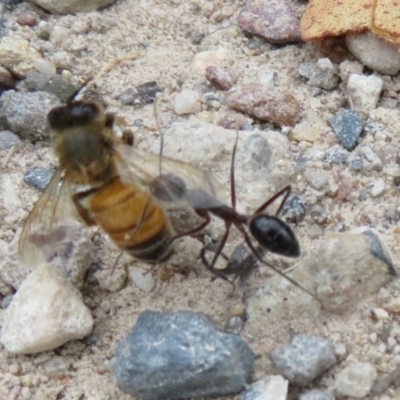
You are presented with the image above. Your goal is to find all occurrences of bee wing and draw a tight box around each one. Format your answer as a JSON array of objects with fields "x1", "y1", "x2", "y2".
[
  {"x1": 113, "y1": 143, "x2": 227, "y2": 209},
  {"x1": 19, "y1": 168, "x2": 80, "y2": 268}
]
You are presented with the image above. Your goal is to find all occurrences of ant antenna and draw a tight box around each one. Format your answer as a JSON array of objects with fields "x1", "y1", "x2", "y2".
[{"x1": 153, "y1": 94, "x2": 165, "y2": 176}]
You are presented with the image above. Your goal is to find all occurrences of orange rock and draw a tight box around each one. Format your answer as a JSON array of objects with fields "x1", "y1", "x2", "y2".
[{"x1": 300, "y1": 0, "x2": 400, "y2": 47}]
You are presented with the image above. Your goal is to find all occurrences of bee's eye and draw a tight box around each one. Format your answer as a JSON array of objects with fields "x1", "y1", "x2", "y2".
[{"x1": 71, "y1": 103, "x2": 99, "y2": 120}]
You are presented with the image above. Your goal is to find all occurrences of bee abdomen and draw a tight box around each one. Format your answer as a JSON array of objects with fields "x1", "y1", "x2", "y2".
[{"x1": 87, "y1": 178, "x2": 174, "y2": 263}]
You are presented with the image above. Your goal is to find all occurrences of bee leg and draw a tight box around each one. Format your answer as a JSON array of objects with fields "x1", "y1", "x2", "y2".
[
  {"x1": 168, "y1": 208, "x2": 211, "y2": 244},
  {"x1": 72, "y1": 188, "x2": 99, "y2": 226}
]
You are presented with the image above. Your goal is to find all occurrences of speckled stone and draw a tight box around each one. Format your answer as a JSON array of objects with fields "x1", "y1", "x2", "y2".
[{"x1": 330, "y1": 109, "x2": 362, "y2": 150}]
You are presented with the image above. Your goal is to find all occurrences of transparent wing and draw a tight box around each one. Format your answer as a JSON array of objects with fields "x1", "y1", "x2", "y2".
[
  {"x1": 19, "y1": 168, "x2": 81, "y2": 268},
  {"x1": 113, "y1": 143, "x2": 228, "y2": 209}
]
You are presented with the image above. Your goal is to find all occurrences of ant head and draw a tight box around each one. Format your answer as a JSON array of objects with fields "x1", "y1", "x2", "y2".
[{"x1": 249, "y1": 215, "x2": 300, "y2": 257}]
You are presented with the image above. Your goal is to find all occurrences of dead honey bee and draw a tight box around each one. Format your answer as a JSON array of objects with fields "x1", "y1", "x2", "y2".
[{"x1": 19, "y1": 85, "x2": 224, "y2": 270}]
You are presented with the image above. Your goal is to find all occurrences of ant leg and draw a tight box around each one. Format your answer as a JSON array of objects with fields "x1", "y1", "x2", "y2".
[
  {"x1": 168, "y1": 209, "x2": 211, "y2": 244},
  {"x1": 230, "y1": 131, "x2": 239, "y2": 209},
  {"x1": 236, "y1": 224, "x2": 323, "y2": 306},
  {"x1": 255, "y1": 185, "x2": 291, "y2": 216}
]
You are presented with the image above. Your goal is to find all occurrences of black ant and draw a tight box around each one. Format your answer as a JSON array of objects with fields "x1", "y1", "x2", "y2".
[{"x1": 150, "y1": 130, "x2": 321, "y2": 303}]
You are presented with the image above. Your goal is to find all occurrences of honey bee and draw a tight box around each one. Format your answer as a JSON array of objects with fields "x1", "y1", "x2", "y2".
[{"x1": 18, "y1": 86, "x2": 224, "y2": 270}]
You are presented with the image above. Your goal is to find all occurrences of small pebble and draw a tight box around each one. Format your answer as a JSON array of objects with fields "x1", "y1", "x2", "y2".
[
  {"x1": 308, "y1": 58, "x2": 339, "y2": 90},
  {"x1": 0, "y1": 37, "x2": 41, "y2": 78},
  {"x1": 190, "y1": 49, "x2": 227, "y2": 74},
  {"x1": 129, "y1": 267, "x2": 155, "y2": 293},
  {"x1": 25, "y1": 72, "x2": 77, "y2": 102},
  {"x1": 304, "y1": 169, "x2": 329, "y2": 190},
  {"x1": 291, "y1": 120, "x2": 319, "y2": 142},
  {"x1": 388, "y1": 337, "x2": 396, "y2": 348},
  {"x1": 0, "y1": 130, "x2": 21, "y2": 150},
  {"x1": 383, "y1": 297, "x2": 400, "y2": 313},
  {"x1": 226, "y1": 83, "x2": 299, "y2": 127},
  {"x1": 269, "y1": 334, "x2": 336, "y2": 386},
  {"x1": 23, "y1": 167, "x2": 55, "y2": 191},
  {"x1": 310, "y1": 205, "x2": 326, "y2": 224},
  {"x1": 325, "y1": 146, "x2": 349, "y2": 165},
  {"x1": 205, "y1": 65, "x2": 235, "y2": 90},
  {"x1": 299, "y1": 389, "x2": 335, "y2": 400},
  {"x1": 298, "y1": 62, "x2": 314, "y2": 79},
  {"x1": 346, "y1": 31, "x2": 400, "y2": 75},
  {"x1": 347, "y1": 74, "x2": 383, "y2": 112},
  {"x1": 363, "y1": 147, "x2": 382, "y2": 172},
  {"x1": 308, "y1": 224, "x2": 323, "y2": 239},
  {"x1": 372, "y1": 308, "x2": 390, "y2": 321},
  {"x1": 351, "y1": 158, "x2": 363, "y2": 171},
  {"x1": 334, "y1": 362, "x2": 377, "y2": 398},
  {"x1": 174, "y1": 89, "x2": 201, "y2": 115},
  {"x1": 241, "y1": 375, "x2": 288, "y2": 400},
  {"x1": 29, "y1": 0, "x2": 117, "y2": 14},
  {"x1": 330, "y1": 109, "x2": 362, "y2": 150},
  {"x1": 0, "y1": 90, "x2": 61, "y2": 141},
  {"x1": 1, "y1": 263, "x2": 93, "y2": 354},
  {"x1": 281, "y1": 195, "x2": 306, "y2": 223},
  {"x1": 16, "y1": 11, "x2": 39, "y2": 27},
  {"x1": 114, "y1": 310, "x2": 255, "y2": 399},
  {"x1": 118, "y1": 81, "x2": 162, "y2": 108},
  {"x1": 244, "y1": 134, "x2": 272, "y2": 167},
  {"x1": 370, "y1": 179, "x2": 385, "y2": 198},
  {"x1": 370, "y1": 332, "x2": 378, "y2": 344},
  {"x1": 0, "y1": 66, "x2": 15, "y2": 90},
  {"x1": 238, "y1": 0, "x2": 301, "y2": 43}
]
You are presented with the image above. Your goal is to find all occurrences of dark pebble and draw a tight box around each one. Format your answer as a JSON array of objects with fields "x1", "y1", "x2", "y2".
[
  {"x1": 269, "y1": 334, "x2": 336, "y2": 386},
  {"x1": 0, "y1": 130, "x2": 20, "y2": 149},
  {"x1": 24, "y1": 72, "x2": 77, "y2": 102},
  {"x1": 24, "y1": 167, "x2": 55, "y2": 191},
  {"x1": 330, "y1": 109, "x2": 362, "y2": 150},
  {"x1": 118, "y1": 81, "x2": 162, "y2": 107},
  {"x1": 281, "y1": 195, "x2": 306, "y2": 223},
  {"x1": 114, "y1": 310, "x2": 255, "y2": 400},
  {"x1": 0, "y1": 90, "x2": 61, "y2": 142},
  {"x1": 192, "y1": 29, "x2": 205, "y2": 45}
]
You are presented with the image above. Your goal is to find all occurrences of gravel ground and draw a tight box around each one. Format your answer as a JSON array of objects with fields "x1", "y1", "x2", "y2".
[{"x1": 1, "y1": 0, "x2": 400, "y2": 399}]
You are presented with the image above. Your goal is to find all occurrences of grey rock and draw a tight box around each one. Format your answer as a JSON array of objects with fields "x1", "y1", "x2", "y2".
[
  {"x1": 346, "y1": 31, "x2": 400, "y2": 75},
  {"x1": 0, "y1": 130, "x2": 20, "y2": 149},
  {"x1": 0, "y1": 90, "x2": 61, "y2": 141},
  {"x1": 118, "y1": 81, "x2": 162, "y2": 107},
  {"x1": 24, "y1": 72, "x2": 77, "y2": 102},
  {"x1": 362, "y1": 146, "x2": 382, "y2": 172},
  {"x1": 298, "y1": 62, "x2": 315, "y2": 79},
  {"x1": 281, "y1": 195, "x2": 306, "y2": 223},
  {"x1": 238, "y1": 0, "x2": 301, "y2": 43},
  {"x1": 269, "y1": 334, "x2": 336, "y2": 386},
  {"x1": 299, "y1": 389, "x2": 335, "y2": 400},
  {"x1": 308, "y1": 58, "x2": 339, "y2": 90},
  {"x1": 241, "y1": 375, "x2": 288, "y2": 400},
  {"x1": 114, "y1": 310, "x2": 255, "y2": 400},
  {"x1": 23, "y1": 167, "x2": 55, "y2": 191},
  {"x1": 330, "y1": 109, "x2": 362, "y2": 150},
  {"x1": 351, "y1": 157, "x2": 363, "y2": 171},
  {"x1": 325, "y1": 146, "x2": 349, "y2": 165}
]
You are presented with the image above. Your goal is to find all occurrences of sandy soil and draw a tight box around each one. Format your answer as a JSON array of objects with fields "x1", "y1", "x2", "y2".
[{"x1": 1, "y1": 0, "x2": 400, "y2": 399}]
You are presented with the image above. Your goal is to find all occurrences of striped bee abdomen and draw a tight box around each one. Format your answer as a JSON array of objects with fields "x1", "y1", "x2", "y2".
[{"x1": 81, "y1": 177, "x2": 173, "y2": 263}]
